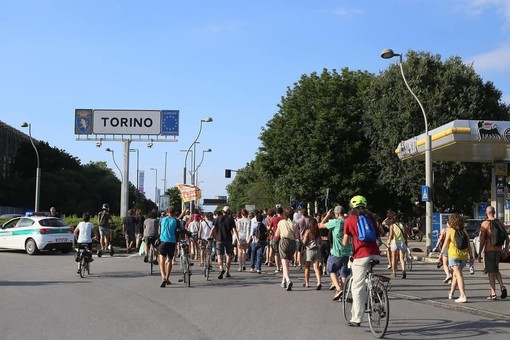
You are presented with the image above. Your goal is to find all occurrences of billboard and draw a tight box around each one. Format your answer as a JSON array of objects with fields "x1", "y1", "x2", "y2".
[{"x1": 75, "y1": 109, "x2": 179, "y2": 136}]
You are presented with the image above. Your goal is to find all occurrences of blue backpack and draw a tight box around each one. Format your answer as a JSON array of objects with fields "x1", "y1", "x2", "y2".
[{"x1": 357, "y1": 214, "x2": 376, "y2": 242}]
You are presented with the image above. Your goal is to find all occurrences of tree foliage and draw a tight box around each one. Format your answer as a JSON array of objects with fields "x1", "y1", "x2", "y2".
[{"x1": 227, "y1": 51, "x2": 510, "y2": 218}]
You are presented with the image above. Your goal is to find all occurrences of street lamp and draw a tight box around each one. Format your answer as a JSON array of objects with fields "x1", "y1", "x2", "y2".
[
  {"x1": 21, "y1": 122, "x2": 41, "y2": 212},
  {"x1": 183, "y1": 117, "x2": 213, "y2": 185},
  {"x1": 381, "y1": 48, "x2": 433, "y2": 253},
  {"x1": 194, "y1": 148, "x2": 212, "y2": 185},
  {"x1": 149, "y1": 167, "x2": 158, "y2": 205},
  {"x1": 129, "y1": 148, "x2": 140, "y2": 202},
  {"x1": 106, "y1": 148, "x2": 123, "y2": 183}
]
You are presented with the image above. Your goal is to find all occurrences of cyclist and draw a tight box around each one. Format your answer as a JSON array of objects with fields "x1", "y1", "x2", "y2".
[
  {"x1": 143, "y1": 209, "x2": 160, "y2": 263},
  {"x1": 74, "y1": 212, "x2": 97, "y2": 273},
  {"x1": 342, "y1": 195, "x2": 381, "y2": 327}
]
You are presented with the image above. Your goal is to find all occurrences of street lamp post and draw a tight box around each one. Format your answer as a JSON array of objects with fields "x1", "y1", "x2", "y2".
[
  {"x1": 381, "y1": 48, "x2": 433, "y2": 253},
  {"x1": 183, "y1": 117, "x2": 212, "y2": 212},
  {"x1": 129, "y1": 148, "x2": 140, "y2": 203},
  {"x1": 106, "y1": 148, "x2": 123, "y2": 182},
  {"x1": 149, "y1": 168, "x2": 158, "y2": 207},
  {"x1": 194, "y1": 148, "x2": 212, "y2": 186},
  {"x1": 183, "y1": 117, "x2": 213, "y2": 185},
  {"x1": 21, "y1": 122, "x2": 41, "y2": 212}
]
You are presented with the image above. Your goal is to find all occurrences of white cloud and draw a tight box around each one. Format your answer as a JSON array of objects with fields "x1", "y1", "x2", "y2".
[
  {"x1": 465, "y1": 0, "x2": 510, "y2": 23},
  {"x1": 469, "y1": 45, "x2": 510, "y2": 71},
  {"x1": 334, "y1": 7, "x2": 364, "y2": 16}
]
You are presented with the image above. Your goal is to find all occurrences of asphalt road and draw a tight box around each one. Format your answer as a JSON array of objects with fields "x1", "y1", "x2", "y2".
[{"x1": 1, "y1": 249, "x2": 509, "y2": 340}]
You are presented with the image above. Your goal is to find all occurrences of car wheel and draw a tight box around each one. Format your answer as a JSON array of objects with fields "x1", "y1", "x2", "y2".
[{"x1": 25, "y1": 238, "x2": 40, "y2": 255}]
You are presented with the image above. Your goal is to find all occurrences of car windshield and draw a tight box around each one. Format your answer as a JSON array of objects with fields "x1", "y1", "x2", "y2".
[{"x1": 39, "y1": 218, "x2": 67, "y2": 227}]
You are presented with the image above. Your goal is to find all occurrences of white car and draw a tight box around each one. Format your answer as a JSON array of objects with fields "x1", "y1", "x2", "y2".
[{"x1": 0, "y1": 216, "x2": 74, "y2": 255}]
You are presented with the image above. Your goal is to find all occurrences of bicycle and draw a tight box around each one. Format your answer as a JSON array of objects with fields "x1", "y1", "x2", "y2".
[
  {"x1": 147, "y1": 238, "x2": 159, "y2": 275},
  {"x1": 343, "y1": 259, "x2": 391, "y2": 338},
  {"x1": 76, "y1": 244, "x2": 93, "y2": 278},
  {"x1": 178, "y1": 239, "x2": 193, "y2": 287},
  {"x1": 203, "y1": 238, "x2": 214, "y2": 281}
]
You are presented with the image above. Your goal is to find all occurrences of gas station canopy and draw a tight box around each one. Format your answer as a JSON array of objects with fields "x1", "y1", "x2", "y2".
[{"x1": 396, "y1": 120, "x2": 510, "y2": 163}]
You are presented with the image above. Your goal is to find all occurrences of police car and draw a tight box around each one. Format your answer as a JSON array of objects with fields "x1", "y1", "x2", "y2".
[{"x1": 0, "y1": 216, "x2": 74, "y2": 255}]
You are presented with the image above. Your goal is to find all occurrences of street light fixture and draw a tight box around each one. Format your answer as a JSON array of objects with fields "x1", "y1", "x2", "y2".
[
  {"x1": 381, "y1": 48, "x2": 433, "y2": 253},
  {"x1": 21, "y1": 122, "x2": 41, "y2": 212},
  {"x1": 149, "y1": 167, "x2": 158, "y2": 205},
  {"x1": 106, "y1": 148, "x2": 123, "y2": 183},
  {"x1": 129, "y1": 148, "x2": 140, "y2": 202}
]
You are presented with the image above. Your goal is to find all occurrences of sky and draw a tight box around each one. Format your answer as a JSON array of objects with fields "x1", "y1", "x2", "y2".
[{"x1": 1, "y1": 0, "x2": 510, "y2": 207}]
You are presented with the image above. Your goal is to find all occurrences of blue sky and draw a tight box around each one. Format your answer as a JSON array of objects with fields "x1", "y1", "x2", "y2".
[{"x1": 1, "y1": 0, "x2": 510, "y2": 207}]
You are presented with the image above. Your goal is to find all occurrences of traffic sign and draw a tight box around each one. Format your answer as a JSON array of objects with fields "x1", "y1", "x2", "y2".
[{"x1": 421, "y1": 185, "x2": 430, "y2": 202}]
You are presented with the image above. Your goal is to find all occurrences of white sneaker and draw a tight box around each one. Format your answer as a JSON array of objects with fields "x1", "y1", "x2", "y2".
[
  {"x1": 250, "y1": 268, "x2": 255, "y2": 272},
  {"x1": 455, "y1": 296, "x2": 467, "y2": 303}
]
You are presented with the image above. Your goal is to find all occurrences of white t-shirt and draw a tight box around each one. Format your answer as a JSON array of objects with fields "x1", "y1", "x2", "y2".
[
  {"x1": 200, "y1": 220, "x2": 213, "y2": 239},
  {"x1": 76, "y1": 221, "x2": 94, "y2": 243},
  {"x1": 236, "y1": 217, "x2": 251, "y2": 241}
]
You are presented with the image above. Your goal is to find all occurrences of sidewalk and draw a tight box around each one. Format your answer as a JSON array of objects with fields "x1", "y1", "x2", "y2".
[{"x1": 383, "y1": 239, "x2": 510, "y2": 321}]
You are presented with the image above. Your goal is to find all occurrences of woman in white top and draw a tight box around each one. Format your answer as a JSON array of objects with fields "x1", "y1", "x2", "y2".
[
  {"x1": 275, "y1": 207, "x2": 300, "y2": 291},
  {"x1": 73, "y1": 212, "x2": 96, "y2": 273},
  {"x1": 235, "y1": 208, "x2": 251, "y2": 272}
]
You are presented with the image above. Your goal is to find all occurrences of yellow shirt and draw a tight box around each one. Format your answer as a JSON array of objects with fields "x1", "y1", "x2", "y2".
[
  {"x1": 448, "y1": 229, "x2": 469, "y2": 260},
  {"x1": 391, "y1": 222, "x2": 405, "y2": 242}
]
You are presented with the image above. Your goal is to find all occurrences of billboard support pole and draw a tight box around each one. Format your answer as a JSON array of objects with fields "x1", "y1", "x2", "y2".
[{"x1": 121, "y1": 140, "x2": 131, "y2": 218}]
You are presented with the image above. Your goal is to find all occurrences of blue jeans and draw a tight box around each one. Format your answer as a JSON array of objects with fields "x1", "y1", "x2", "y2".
[{"x1": 250, "y1": 241, "x2": 266, "y2": 270}]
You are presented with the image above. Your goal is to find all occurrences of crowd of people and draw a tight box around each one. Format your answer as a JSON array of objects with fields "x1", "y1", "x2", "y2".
[{"x1": 73, "y1": 197, "x2": 510, "y2": 327}]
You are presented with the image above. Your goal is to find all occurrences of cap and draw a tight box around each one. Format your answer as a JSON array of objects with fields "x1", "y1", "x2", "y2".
[
  {"x1": 334, "y1": 205, "x2": 345, "y2": 215},
  {"x1": 222, "y1": 206, "x2": 230, "y2": 212}
]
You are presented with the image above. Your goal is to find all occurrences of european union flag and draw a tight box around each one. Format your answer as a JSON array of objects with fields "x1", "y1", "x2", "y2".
[{"x1": 161, "y1": 110, "x2": 179, "y2": 136}]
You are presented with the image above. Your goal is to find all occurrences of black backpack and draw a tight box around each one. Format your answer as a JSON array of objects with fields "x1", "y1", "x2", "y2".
[
  {"x1": 256, "y1": 223, "x2": 267, "y2": 242},
  {"x1": 489, "y1": 219, "x2": 507, "y2": 246},
  {"x1": 454, "y1": 229, "x2": 468, "y2": 250}
]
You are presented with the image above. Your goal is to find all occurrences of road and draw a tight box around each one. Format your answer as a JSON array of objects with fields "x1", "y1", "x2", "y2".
[{"x1": 0, "y1": 249, "x2": 509, "y2": 340}]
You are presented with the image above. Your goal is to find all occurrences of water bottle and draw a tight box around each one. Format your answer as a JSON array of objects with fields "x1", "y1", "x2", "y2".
[{"x1": 469, "y1": 266, "x2": 475, "y2": 275}]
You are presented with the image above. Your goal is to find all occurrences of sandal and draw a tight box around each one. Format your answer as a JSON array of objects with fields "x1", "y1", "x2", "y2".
[
  {"x1": 501, "y1": 287, "x2": 507, "y2": 299},
  {"x1": 486, "y1": 294, "x2": 497, "y2": 300}
]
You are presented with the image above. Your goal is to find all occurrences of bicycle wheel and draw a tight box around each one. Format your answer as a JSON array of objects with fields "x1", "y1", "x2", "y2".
[
  {"x1": 368, "y1": 282, "x2": 390, "y2": 338},
  {"x1": 205, "y1": 257, "x2": 211, "y2": 281},
  {"x1": 407, "y1": 249, "x2": 413, "y2": 272},
  {"x1": 86, "y1": 260, "x2": 90, "y2": 275},
  {"x1": 149, "y1": 246, "x2": 154, "y2": 275},
  {"x1": 342, "y1": 276, "x2": 353, "y2": 325},
  {"x1": 80, "y1": 257, "x2": 86, "y2": 278},
  {"x1": 186, "y1": 266, "x2": 191, "y2": 287}
]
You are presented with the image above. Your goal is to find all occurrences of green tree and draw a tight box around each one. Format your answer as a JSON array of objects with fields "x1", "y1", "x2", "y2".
[
  {"x1": 364, "y1": 50, "x2": 509, "y2": 215},
  {"x1": 257, "y1": 68, "x2": 375, "y2": 207}
]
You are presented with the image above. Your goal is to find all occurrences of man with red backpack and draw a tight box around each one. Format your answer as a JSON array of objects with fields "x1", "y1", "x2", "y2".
[{"x1": 342, "y1": 195, "x2": 381, "y2": 327}]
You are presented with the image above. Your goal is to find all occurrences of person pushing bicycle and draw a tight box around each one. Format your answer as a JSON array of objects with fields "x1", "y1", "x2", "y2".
[{"x1": 342, "y1": 195, "x2": 381, "y2": 327}]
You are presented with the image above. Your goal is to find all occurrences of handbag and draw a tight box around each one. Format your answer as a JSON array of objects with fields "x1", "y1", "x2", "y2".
[{"x1": 305, "y1": 239, "x2": 318, "y2": 250}]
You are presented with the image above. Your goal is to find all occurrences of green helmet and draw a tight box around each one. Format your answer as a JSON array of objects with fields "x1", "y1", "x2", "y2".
[{"x1": 350, "y1": 195, "x2": 367, "y2": 208}]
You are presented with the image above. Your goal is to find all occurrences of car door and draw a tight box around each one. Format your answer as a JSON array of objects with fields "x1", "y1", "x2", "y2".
[
  {"x1": 0, "y1": 218, "x2": 21, "y2": 249},
  {"x1": 12, "y1": 218, "x2": 36, "y2": 249}
]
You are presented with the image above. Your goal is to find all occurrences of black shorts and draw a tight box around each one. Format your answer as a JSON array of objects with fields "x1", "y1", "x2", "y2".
[
  {"x1": 159, "y1": 242, "x2": 176, "y2": 259},
  {"x1": 484, "y1": 251, "x2": 501, "y2": 273},
  {"x1": 216, "y1": 241, "x2": 234, "y2": 256}
]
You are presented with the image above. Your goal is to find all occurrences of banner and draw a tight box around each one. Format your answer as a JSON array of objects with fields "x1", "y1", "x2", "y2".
[{"x1": 177, "y1": 184, "x2": 201, "y2": 202}]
